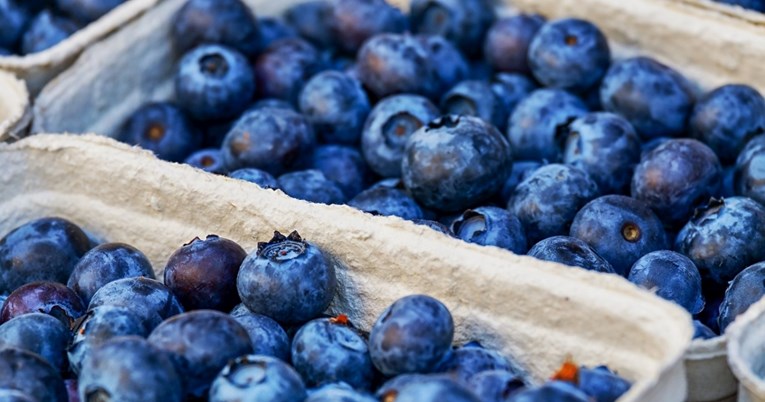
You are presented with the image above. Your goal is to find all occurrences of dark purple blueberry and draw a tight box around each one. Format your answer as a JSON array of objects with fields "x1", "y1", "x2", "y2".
[
  {"x1": 64, "y1": 380, "x2": 78, "y2": 402},
  {"x1": 719, "y1": 262, "x2": 765, "y2": 332},
  {"x1": 0, "y1": 281, "x2": 84, "y2": 325},
  {"x1": 470, "y1": 370, "x2": 526, "y2": 402},
  {"x1": 299, "y1": 71, "x2": 371, "y2": 145},
  {"x1": 184, "y1": 148, "x2": 228, "y2": 174},
  {"x1": 690, "y1": 84, "x2": 765, "y2": 164},
  {"x1": 330, "y1": 0, "x2": 407, "y2": 54},
  {"x1": 278, "y1": 170, "x2": 347, "y2": 205},
  {"x1": 284, "y1": 0, "x2": 334, "y2": 48},
  {"x1": 171, "y1": 0, "x2": 260, "y2": 57},
  {"x1": 410, "y1": 0, "x2": 495, "y2": 57},
  {"x1": 508, "y1": 381, "x2": 590, "y2": 402},
  {"x1": 433, "y1": 345, "x2": 511, "y2": 384},
  {"x1": 0, "y1": 217, "x2": 91, "y2": 294},
  {"x1": 563, "y1": 112, "x2": 641, "y2": 194},
  {"x1": 735, "y1": 134, "x2": 765, "y2": 206},
  {"x1": 228, "y1": 168, "x2": 280, "y2": 189},
  {"x1": 349, "y1": 186, "x2": 425, "y2": 220},
  {"x1": 237, "y1": 231, "x2": 337, "y2": 324},
  {"x1": 230, "y1": 304, "x2": 290, "y2": 361},
  {"x1": 78, "y1": 336, "x2": 182, "y2": 402},
  {"x1": 491, "y1": 73, "x2": 539, "y2": 119},
  {"x1": 20, "y1": 11, "x2": 78, "y2": 55},
  {"x1": 163, "y1": 235, "x2": 246, "y2": 312},
  {"x1": 257, "y1": 17, "x2": 298, "y2": 51},
  {"x1": 120, "y1": 102, "x2": 201, "y2": 162},
  {"x1": 402, "y1": 115, "x2": 512, "y2": 213},
  {"x1": 507, "y1": 89, "x2": 589, "y2": 162},
  {"x1": 628, "y1": 250, "x2": 705, "y2": 314},
  {"x1": 450, "y1": 206, "x2": 527, "y2": 254},
  {"x1": 0, "y1": 0, "x2": 30, "y2": 50},
  {"x1": 209, "y1": 355, "x2": 307, "y2": 402},
  {"x1": 418, "y1": 34, "x2": 469, "y2": 96},
  {"x1": 255, "y1": 38, "x2": 322, "y2": 105},
  {"x1": 56, "y1": 0, "x2": 124, "y2": 24},
  {"x1": 675, "y1": 197, "x2": 765, "y2": 285},
  {"x1": 570, "y1": 195, "x2": 668, "y2": 276},
  {"x1": 600, "y1": 57, "x2": 696, "y2": 140},
  {"x1": 632, "y1": 139, "x2": 722, "y2": 228},
  {"x1": 382, "y1": 375, "x2": 479, "y2": 402},
  {"x1": 369, "y1": 294, "x2": 453, "y2": 376},
  {"x1": 577, "y1": 366, "x2": 631, "y2": 402},
  {"x1": 221, "y1": 107, "x2": 316, "y2": 176},
  {"x1": 508, "y1": 164, "x2": 600, "y2": 245},
  {"x1": 441, "y1": 80, "x2": 508, "y2": 131},
  {"x1": 310, "y1": 145, "x2": 370, "y2": 199},
  {"x1": 527, "y1": 236, "x2": 615, "y2": 274},
  {"x1": 0, "y1": 313, "x2": 69, "y2": 372},
  {"x1": 361, "y1": 94, "x2": 440, "y2": 178},
  {"x1": 499, "y1": 160, "x2": 543, "y2": 204},
  {"x1": 0, "y1": 348, "x2": 67, "y2": 402},
  {"x1": 88, "y1": 277, "x2": 184, "y2": 331},
  {"x1": 483, "y1": 14, "x2": 545, "y2": 74},
  {"x1": 528, "y1": 18, "x2": 610, "y2": 92},
  {"x1": 693, "y1": 320, "x2": 717, "y2": 340},
  {"x1": 67, "y1": 242, "x2": 154, "y2": 305}
]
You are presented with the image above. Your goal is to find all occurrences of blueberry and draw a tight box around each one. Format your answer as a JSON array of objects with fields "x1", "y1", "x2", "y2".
[
  {"x1": 176, "y1": 45, "x2": 255, "y2": 122},
  {"x1": 255, "y1": 38, "x2": 322, "y2": 105},
  {"x1": 735, "y1": 134, "x2": 765, "y2": 206},
  {"x1": 441, "y1": 80, "x2": 508, "y2": 131},
  {"x1": 230, "y1": 304, "x2": 291, "y2": 361},
  {"x1": 0, "y1": 389, "x2": 37, "y2": 402},
  {"x1": 163, "y1": 235, "x2": 246, "y2": 312},
  {"x1": 88, "y1": 277, "x2": 183, "y2": 331},
  {"x1": 640, "y1": 136, "x2": 672, "y2": 160},
  {"x1": 527, "y1": 236, "x2": 615, "y2": 274},
  {"x1": 229, "y1": 168, "x2": 280, "y2": 189},
  {"x1": 67, "y1": 242, "x2": 155, "y2": 305},
  {"x1": 68, "y1": 305, "x2": 148, "y2": 375},
  {"x1": 0, "y1": 0, "x2": 30, "y2": 50},
  {"x1": 249, "y1": 98, "x2": 298, "y2": 112},
  {"x1": 119, "y1": 102, "x2": 201, "y2": 162},
  {"x1": 356, "y1": 33, "x2": 439, "y2": 99},
  {"x1": 307, "y1": 383, "x2": 376, "y2": 402},
  {"x1": 714, "y1": 0, "x2": 765, "y2": 11},
  {"x1": 382, "y1": 376, "x2": 479, "y2": 402},
  {"x1": 509, "y1": 164, "x2": 600, "y2": 245},
  {"x1": 184, "y1": 148, "x2": 228, "y2": 174},
  {"x1": 0, "y1": 281, "x2": 84, "y2": 325},
  {"x1": 492, "y1": 73, "x2": 539, "y2": 118},
  {"x1": 577, "y1": 366, "x2": 631, "y2": 402},
  {"x1": 79, "y1": 336, "x2": 182, "y2": 402},
  {"x1": 349, "y1": 186, "x2": 425, "y2": 220},
  {"x1": 403, "y1": 115, "x2": 512, "y2": 212},
  {"x1": 55, "y1": 0, "x2": 124, "y2": 24},
  {"x1": 10, "y1": 0, "x2": 50, "y2": 13},
  {"x1": 600, "y1": 57, "x2": 695, "y2": 139},
  {"x1": 632, "y1": 139, "x2": 722, "y2": 228},
  {"x1": 299, "y1": 71, "x2": 371, "y2": 145},
  {"x1": 171, "y1": 0, "x2": 260, "y2": 57},
  {"x1": 563, "y1": 112, "x2": 641, "y2": 194},
  {"x1": 483, "y1": 14, "x2": 545, "y2": 74},
  {"x1": 0, "y1": 348, "x2": 67, "y2": 402},
  {"x1": 20, "y1": 11, "x2": 78, "y2": 55},
  {"x1": 719, "y1": 262, "x2": 765, "y2": 331},
  {"x1": 469, "y1": 370, "x2": 526, "y2": 402},
  {"x1": 201, "y1": 118, "x2": 236, "y2": 148},
  {"x1": 508, "y1": 381, "x2": 590, "y2": 402},
  {"x1": 570, "y1": 195, "x2": 668, "y2": 276},
  {"x1": 369, "y1": 294, "x2": 453, "y2": 376},
  {"x1": 675, "y1": 197, "x2": 765, "y2": 284},
  {"x1": 310, "y1": 145, "x2": 370, "y2": 199},
  {"x1": 413, "y1": 219, "x2": 454, "y2": 236},
  {"x1": 64, "y1": 379, "x2": 77, "y2": 402},
  {"x1": 376, "y1": 373, "x2": 435, "y2": 397},
  {"x1": 450, "y1": 207, "x2": 527, "y2": 253},
  {"x1": 221, "y1": 107, "x2": 316, "y2": 175},
  {"x1": 627, "y1": 250, "x2": 704, "y2": 314},
  {"x1": 720, "y1": 167, "x2": 737, "y2": 198},
  {"x1": 692, "y1": 320, "x2": 717, "y2": 340},
  {"x1": 690, "y1": 84, "x2": 765, "y2": 164},
  {"x1": 257, "y1": 17, "x2": 298, "y2": 51},
  {"x1": 410, "y1": 0, "x2": 495, "y2": 57},
  {"x1": 434, "y1": 345, "x2": 512, "y2": 384},
  {"x1": 330, "y1": 0, "x2": 407, "y2": 54},
  {"x1": 0, "y1": 313, "x2": 69, "y2": 372},
  {"x1": 528, "y1": 18, "x2": 610, "y2": 92},
  {"x1": 0, "y1": 217, "x2": 91, "y2": 294},
  {"x1": 507, "y1": 89, "x2": 589, "y2": 162},
  {"x1": 237, "y1": 231, "x2": 336, "y2": 324},
  {"x1": 284, "y1": 0, "x2": 334, "y2": 48},
  {"x1": 209, "y1": 355, "x2": 308, "y2": 402},
  {"x1": 499, "y1": 160, "x2": 543, "y2": 205},
  {"x1": 278, "y1": 170, "x2": 347, "y2": 205},
  {"x1": 418, "y1": 34, "x2": 469, "y2": 96},
  {"x1": 361, "y1": 94, "x2": 440, "y2": 178},
  {"x1": 696, "y1": 280, "x2": 726, "y2": 335}
]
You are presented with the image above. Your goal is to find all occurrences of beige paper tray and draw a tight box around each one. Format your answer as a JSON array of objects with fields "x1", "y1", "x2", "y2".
[
  {"x1": 0, "y1": 70, "x2": 30, "y2": 141},
  {"x1": 728, "y1": 297, "x2": 765, "y2": 402}
]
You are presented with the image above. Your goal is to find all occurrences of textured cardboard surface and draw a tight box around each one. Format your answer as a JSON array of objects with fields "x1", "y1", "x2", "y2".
[
  {"x1": 0, "y1": 70, "x2": 30, "y2": 141},
  {"x1": 727, "y1": 297, "x2": 765, "y2": 402}
]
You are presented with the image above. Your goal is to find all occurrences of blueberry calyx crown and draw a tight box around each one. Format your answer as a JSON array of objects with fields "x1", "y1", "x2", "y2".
[
  {"x1": 692, "y1": 197, "x2": 725, "y2": 221},
  {"x1": 329, "y1": 314, "x2": 350, "y2": 326},
  {"x1": 257, "y1": 230, "x2": 307, "y2": 261},
  {"x1": 427, "y1": 114, "x2": 461, "y2": 130},
  {"x1": 381, "y1": 390, "x2": 398, "y2": 402},
  {"x1": 550, "y1": 356, "x2": 579, "y2": 385}
]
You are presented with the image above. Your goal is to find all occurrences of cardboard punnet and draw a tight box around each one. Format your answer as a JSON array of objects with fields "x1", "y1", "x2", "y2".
[
  {"x1": 727, "y1": 297, "x2": 765, "y2": 402},
  {"x1": 0, "y1": 70, "x2": 31, "y2": 141},
  {"x1": 0, "y1": 133, "x2": 693, "y2": 401}
]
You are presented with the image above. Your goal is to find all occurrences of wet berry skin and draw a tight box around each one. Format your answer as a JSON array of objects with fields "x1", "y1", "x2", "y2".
[
  {"x1": 693, "y1": 320, "x2": 717, "y2": 340},
  {"x1": 228, "y1": 168, "x2": 280, "y2": 189},
  {"x1": 329, "y1": 0, "x2": 407, "y2": 54},
  {"x1": 0, "y1": 281, "x2": 85, "y2": 325},
  {"x1": 21, "y1": 11, "x2": 78, "y2": 55},
  {"x1": 570, "y1": 195, "x2": 668, "y2": 277},
  {"x1": 361, "y1": 94, "x2": 440, "y2": 178},
  {"x1": 171, "y1": 0, "x2": 260, "y2": 57},
  {"x1": 176, "y1": 44, "x2": 255, "y2": 122},
  {"x1": 209, "y1": 355, "x2": 307, "y2": 402},
  {"x1": 0, "y1": 312, "x2": 69, "y2": 372},
  {"x1": 508, "y1": 164, "x2": 600, "y2": 245},
  {"x1": 369, "y1": 294, "x2": 454, "y2": 376},
  {"x1": 221, "y1": 106, "x2": 316, "y2": 176},
  {"x1": 600, "y1": 57, "x2": 695, "y2": 140},
  {"x1": 441, "y1": 80, "x2": 508, "y2": 131},
  {"x1": 257, "y1": 17, "x2": 298, "y2": 51},
  {"x1": 349, "y1": 186, "x2": 425, "y2": 221},
  {"x1": 148, "y1": 310, "x2": 253, "y2": 398},
  {"x1": 88, "y1": 277, "x2": 183, "y2": 331},
  {"x1": 675, "y1": 197, "x2": 765, "y2": 285},
  {"x1": 410, "y1": 0, "x2": 495, "y2": 57},
  {"x1": 388, "y1": 376, "x2": 480, "y2": 402},
  {"x1": 469, "y1": 370, "x2": 526, "y2": 402},
  {"x1": 690, "y1": 84, "x2": 765, "y2": 164},
  {"x1": 299, "y1": 71, "x2": 371, "y2": 145},
  {"x1": 507, "y1": 88, "x2": 589, "y2": 162},
  {"x1": 310, "y1": 145, "x2": 370, "y2": 199},
  {"x1": 255, "y1": 38, "x2": 322, "y2": 105},
  {"x1": 577, "y1": 366, "x2": 632, "y2": 402},
  {"x1": 163, "y1": 235, "x2": 246, "y2": 312},
  {"x1": 419, "y1": 34, "x2": 469, "y2": 96},
  {"x1": 627, "y1": 250, "x2": 705, "y2": 314},
  {"x1": 483, "y1": 14, "x2": 545, "y2": 74},
  {"x1": 632, "y1": 139, "x2": 722, "y2": 228},
  {"x1": 291, "y1": 316, "x2": 374, "y2": 389},
  {"x1": 0, "y1": 0, "x2": 31, "y2": 50},
  {"x1": 0, "y1": 217, "x2": 91, "y2": 294},
  {"x1": 434, "y1": 344, "x2": 511, "y2": 384},
  {"x1": 735, "y1": 134, "x2": 765, "y2": 206},
  {"x1": 307, "y1": 384, "x2": 376, "y2": 402},
  {"x1": 527, "y1": 236, "x2": 615, "y2": 274},
  {"x1": 284, "y1": 0, "x2": 334, "y2": 48},
  {"x1": 120, "y1": 102, "x2": 200, "y2": 162},
  {"x1": 402, "y1": 115, "x2": 512, "y2": 213},
  {"x1": 230, "y1": 304, "x2": 291, "y2": 361},
  {"x1": 184, "y1": 148, "x2": 228, "y2": 174},
  {"x1": 278, "y1": 170, "x2": 347, "y2": 205},
  {"x1": 718, "y1": 262, "x2": 765, "y2": 332},
  {"x1": 508, "y1": 381, "x2": 590, "y2": 402},
  {"x1": 79, "y1": 336, "x2": 182, "y2": 402},
  {"x1": 0, "y1": 348, "x2": 67, "y2": 402},
  {"x1": 237, "y1": 231, "x2": 337, "y2": 324},
  {"x1": 450, "y1": 207, "x2": 527, "y2": 254},
  {"x1": 67, "y1": 242, "x2": 155, "y2": 305}
]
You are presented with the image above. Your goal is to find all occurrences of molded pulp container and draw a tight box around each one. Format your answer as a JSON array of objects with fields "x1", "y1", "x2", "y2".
[
  {"x1": 728, "y1": 297, "x2": 765, "y2": 402},
  {"x1": 0, "y1": 70, "x2": 30, "y2": 141},
  {"x1": 0, "y1": 134, "x2": 693, "y2": 401}
]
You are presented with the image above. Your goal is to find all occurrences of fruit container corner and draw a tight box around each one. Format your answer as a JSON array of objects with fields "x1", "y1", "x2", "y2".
[
  {"x1": 0, "y1": 70, "x2": 31, "y2": 142},
  {"x1": 727, "y1": 296, "x2": 765, "y2": 402},
  {"x1": 0, "y1": 133, "x2": 694, "y2": 401}
]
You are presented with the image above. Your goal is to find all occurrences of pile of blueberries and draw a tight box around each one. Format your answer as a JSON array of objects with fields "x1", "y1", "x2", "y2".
[
  {"x1": 0, "y1": 217, "x2": 631, "y2": 401},
  {"x1": 0, "y1": 0, "x2": 126, "y2": 56},
  {"x1": 715, "y1": 0, "x2": 765, "y2": 12}
]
